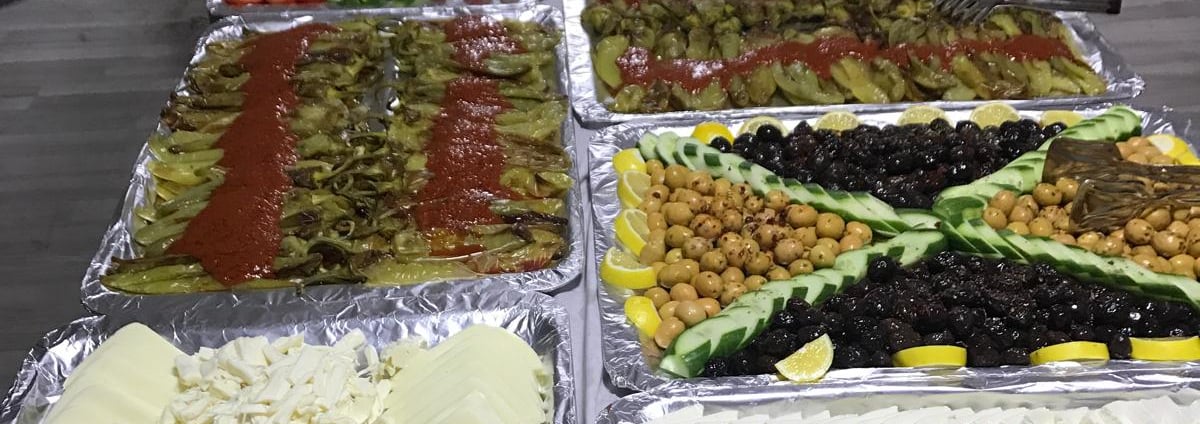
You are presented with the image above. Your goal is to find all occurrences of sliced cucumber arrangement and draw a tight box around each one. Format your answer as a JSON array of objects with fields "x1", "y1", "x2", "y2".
[{"x1": 659, "y1": 230, "x2": 948, "y2": 378}]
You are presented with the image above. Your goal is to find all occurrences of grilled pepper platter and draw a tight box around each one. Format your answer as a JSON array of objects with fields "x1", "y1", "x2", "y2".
[
  {"x1": 101, "y1": 17, "x2": 571, "y2": 294},
  {"x1": 599, "y1": 104, "x2": 1200, "y2": 384},
  {"x1": 581, "y1": 0, "x2": 1108, "y2": 113}
]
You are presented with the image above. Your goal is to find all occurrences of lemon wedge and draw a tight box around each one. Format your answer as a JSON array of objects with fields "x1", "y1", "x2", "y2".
[
  {"x1": 970, "y1": 102, "x2": 1020, "y2": 128},
  {"x1": 775, "y1": 334, "x2": 834, "y2": 383},
  {"x1": 814, "y1": 111, "x2": 860, "y2": 132},
  {"x1": 738, "y1": 116, "x2": 788, "y2": 136},
  {"x1": 1130, "y1": 336, "x2": 1200, "y2": 361},
  {"x1": 1040, "y1": 110, "x2": 1084, "y2": 127},
  {"x1": 613, "y1": 148, "x2": 647, "y2": 174},
  {"x1": 614, "y1": 209, "x2": 650, "y2": 256},
  {"x1": 692, "y1": 121, "x2": 735, "y2": 144},
  {"x1": 600, "y1": 247, "x2": 657, "y2": 290},
  {"x1": 1147, "y1": 134, "x2": 1200, "y2": 165},
  {"x1": 625, "y1": 296, "x2": 662, "y2": 338},
  {"x1": 1030, "y1": 341, "x2": 1109, "y2": 365},
  {"x1": 617, "y1": 170, "x2": 650, "y2": 209},
  {"x1": 897, "y1": 105, "x2": 948, "y2": 126},
  {"x1": 892, "y1": 345, "x2": 967, "y2": 368}
]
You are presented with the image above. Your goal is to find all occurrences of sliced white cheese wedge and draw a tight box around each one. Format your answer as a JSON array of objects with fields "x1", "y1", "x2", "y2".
[{"x1": 44, "y1": 376, "x2": 165, "y2": 423}]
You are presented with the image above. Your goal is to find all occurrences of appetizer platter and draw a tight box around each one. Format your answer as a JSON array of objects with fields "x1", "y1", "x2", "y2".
[
  {"x1": 0, "y1": 284, "x2": 576, "y2": 424},
  {"x1": 564, "y1": 0, "x2": 1143, "y2": 125},
  {"x1": 591, "y1": 104, "x2": 1200, "y2": 391},
  {"x1": 598, "y1": 380, "x2": 1200, "y2": 424},
  {"x1": 208, "y1": 0, "x2": 525, "y2": 18},
  {"x1": 83, "y1": 7, "x2": 584, "y2": 314}
]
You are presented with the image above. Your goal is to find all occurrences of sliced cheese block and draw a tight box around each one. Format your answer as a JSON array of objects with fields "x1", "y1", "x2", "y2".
[
  {"x1": 44, "y1": 380, "x2": 163, "y2": 423},
  {"x1": 49, "y1": 323, "x2": 181, "y2": 422}
]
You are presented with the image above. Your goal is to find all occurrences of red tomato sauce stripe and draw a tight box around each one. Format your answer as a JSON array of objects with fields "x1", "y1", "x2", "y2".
[
  {"x1": 168, "y1": 24, "x2": 337, "y2": 286},
  {"x1": 413, "y1": 17, "x2": 526, "y2": 257},
  {"x1": 617, "y1": 35, "x2": 1077, "y2": 92}
]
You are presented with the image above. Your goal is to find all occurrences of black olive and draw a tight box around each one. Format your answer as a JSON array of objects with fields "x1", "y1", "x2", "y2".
[
  {"x1": 756, "y1": 124, "x2": 783, "y2": 143},
  {"x1": 709, "y1": 136, "x2": 732, "y2": 152}
]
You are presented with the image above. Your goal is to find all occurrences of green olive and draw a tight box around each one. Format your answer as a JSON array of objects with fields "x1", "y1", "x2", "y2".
[
  {"x1": 720, "y1": 282, "x2": 747, "y2": 305},
  {"x1": 1168, "y1": 221, "x2": 1191, "y2": 238},
  {"x1": 664, "y1": 248, "x2": 683, "y2": 264},
  {"x1": 720, "y1": 267, "x2": 745, "y2": 285},
  {"x1": 773, "y1": 238, "x2": 804, "y2": 265},
  {"x1": 657, "y1": 301, "x2": 679, "y2": 322},
  {"x1": 657, "y1": 263, "x2": 691, "y2": 287},
  {"x1": 724, "y1": 239, "x2": 759, "y2": 268},
  {"x1": 816, "y1": 213, "x2": 845, "y2": 239},
  {"x1": 1152, "y1": 256, "x2": 1172, "y2": 274},
  {"x1": 639, "y1": 240, "x2": 667, "y2": 265},
  {"x1": 639, "y1": 197, "x2": 663, "y2": 214},
  {"x1": 1029, "y1": 217, "x2": 1054, "y2": 237},
  {"x1": 1076, "y1": 231, "x2": 1103, "y2": 250},
  {"x1": 1175, "y1": 208, "x2": 1191, "y2": 222},
  {"x1": 1132, "y1": 254, "x2": 1156, "y2": 269},
  {"x1": 686, "y1": 171, "x2": 715, "y2": 195},
  {"x1": 689, "y1": 214, "x2": 722, "y2": 239},
  {"x1": 982, "y1": 207, "x2": 1008, "y2": 230},
  {"x1": 1132, "y1": 245, "x2": 1158, "y2": 258},
  {"x1": 765, "y1": 189, "x2": 790, "y2": 211},
  {"x1": 766, "y1": 266, "x2": 791, "y2": 281},
  {"x1": 751, "y1": 208, "x2": 779, "y2": 226},
  {"x1": 844, "y1": 222, "x2": 873, "y2": 244},
  {"x1": 1009, "y1": 205, "x2": 1034, "y2": 223},
  {"x1": 647, "y1": 212, "x2": 668, "y2": 232},
  {"x1": 665, "y1": 225, "x2": 694, "y2": 248},
  {"x1": 788, "y1": 259, "x2": 814, "y2": 275},
  {"x1": 1145, "y1": 208, "x2": 1172, "y2": 231},
  {"x1": 654, "y1": 317, "x2": 685, "y2": 348},
  {"x1": 731, "y1": 183, "x2": 753, "y2": 199},
  {"x1": 675, "y1": 300, "x2": 707, "y2": 327},
  {"x1": 717, "y1": 232, "x2": 742, "y2": 249},
  {"x1": 692, "y1": 271, "x2": 724, "y2": 298},
  {"x1": 1093, "y1": 237, "x2": 1125, "y2": 257},
  {"x1": 809, "y1": 244, "x2": 837, "y2": 269},
  {"x1": 645, "y1": 160, "x2": 664, "y2": 175},
  {"x1": 744, "y1": 275, "x2": 767, "y2": 291},
  {"x1": 815, "y1": 237, "x2": 841, "y2": 255},
  {"x1": 720, "y1": 209, "x2": 744, "y2": 232},
  {"x1": 744, "y1": 251, "x2": 774, "y2": 276},
  {"x1": 645, "y1": 184, "x2": 670, "y2": 202},
  {"x1": 682, "y1": 237, "x2": 710, "y2": 260},
  {"x1": 1125, "y1": 219, "x2": 1155, "y2": 245},
  {"x1": 785, "y1": 204, "x2": 819, "y2": 228},
  {"x1": 752, "y1": 224, "x2": 784, "y2": 250},
  {"x1": 712, "y1": 178, "x2": 732, "y2": 197},
  {"x1": 1056, "y1": 177, "x2": 1079, "y2": 202},
  {"x1": 644, "y1": 287, "x2": 670, "y2": 309},
  {"x1": 1153, "y1": 231, "x2": 1185, "y2": 257},
  {"x1": 677, "y1": 259, "x2": 700, "y2": 276},
  {"x1": 664, "y1": 164, "x2": 690, "y2": 189},
  {"x1": 696, "y1": 298, "x2": 721, "y2": 317},
  {"x1": 663, "y1": 202, "x2": 694, "y2": 226},
  {"x1": 649, "y1": 169, "x2": 666, "y2": 186},
  {"x1": 1032, "y1": 183, "x2": 1063, "y2": 207},
  {"x1": 709, "y1": 197, "x2": 731, "y2": 216},
  {"x1": 1006, "y1": 221, "x2": 1030, "y2": 235},
  {"x1": 793, "y1": 227, "x2": 818, "y2": 248},
  {"x1": 699, "y1": 250, "x2": 728, "y2": 273},
  {"x1": 670, "y1": 282, "x2": 699, "y2": 301},
  {"x1": 743, "y1": 195, "x2": 765, "y2": 214},
  {"x1": 989, "y1": 190, "x2": 1017, "y2": 215},
  {"x1": 1051, "y1": 233, "x2": 1076, "y2": 246},
  {"x1": 1170, "y1": 254, "x2": 1196, "y2": 278},
  {"x1": 1189, "y1": 241, "x2": 1200, "y2": 258},
  {"x1": 1016, "y1": 195, "x2": 1039, "y2": 213},
  {"x1": 839, "y1": 234, "x2": 864, "y2": 252}
]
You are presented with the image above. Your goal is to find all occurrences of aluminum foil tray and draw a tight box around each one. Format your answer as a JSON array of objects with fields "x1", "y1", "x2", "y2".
[
  {"x1": 207, "y1": 0, "x2": 530, "y2": 18},
  {"x1": 564, "y1": 2, "x2": 1145, "y2": 127},
  {"x1": 0, "y1": 283, "x2": 576, "y2": 424},
  {"x1": 83, "y1": 5, "x2": 585, "y2": 315},
  {"x1": 589, "y1": 105, "x2": 1198, "y2": 392},
  {"x1": 597, "y1": 379, "x2": 1200, "y2": 423}
]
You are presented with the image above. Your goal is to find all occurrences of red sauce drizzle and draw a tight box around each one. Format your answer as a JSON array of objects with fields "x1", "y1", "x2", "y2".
[
  {"x1": 444, "y1": 16, "x2": 523, "y2": 73},
  {"x1": 617, "y1": 35, "x2": 1077, "y2": 92},
  {"x1": 168, "y1": 24, "x2": 336, "y2": 286},
  {"x1": 414, "y1": 17, "x2": 525, "y2": 257}
]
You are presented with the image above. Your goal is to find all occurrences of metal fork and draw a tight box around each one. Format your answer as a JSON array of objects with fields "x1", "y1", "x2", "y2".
[{"x1": 937, "y1": 0, "x2": 1122, "y2": 24}]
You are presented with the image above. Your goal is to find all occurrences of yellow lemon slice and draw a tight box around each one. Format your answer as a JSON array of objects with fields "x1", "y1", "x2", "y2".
[
  {"x1": 1147, "y1": 134, "x2": 1200, "y2": 165},
  {"x1": 1130, "y1": 336, "x2": 1200, "y2": 361},
  {"x1": 891, "y1": 345, "x2": 967, "y2": 368},
  {"x1": 1040, "y1": 110, "x2": 1084, "y2": 127},
  {"x1": 613, "y1": 148, "x2": 647, "y2": 174},
  {"x1": 775, "y1": 334, "x2": 834, "y2": 383},
  {"x1": 617, "y1": 170, "x2": 650, "y2": 209},
  {"x1": 692, "y1": 121, "x2": 735, "y2": 144},
  {"x1": 738, "y1": 116, "x2": 788, "y2": 137},
  {"x1": 625, "y1": 296, "x2": 662, "y2": 338},
  {"x1": 897, "y1": 105, "x2": 948, "y2": 126},
  {"x1": 814, "y1": 111, "x2": 860, "y2": 132},
  {"x1": 600, "y1": 247, "x2": 657, "y2": 290},
  {"x1": 614, "y1": 209, "x2": 650, "y2": 256},
  {"x1": 1030, "y1": 341, "x2": 1109, "y2": 365},
  {"x1": 970, "y1": 102, "x2": 1021, "y2": 128}
]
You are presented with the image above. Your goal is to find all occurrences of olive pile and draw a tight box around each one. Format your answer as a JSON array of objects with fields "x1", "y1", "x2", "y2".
[
  {"x1": 1116, "y1": 136, "x2": 1179, "y2": 165},
  {"x1": 983, "y1": 180, "x2": 1200, "y2": 278},
  {"x1": 703, "y1": 253, "x2": 1200, "y2": 377},
  {"x1": 709, "y1": 120, "x2": 1066, "y2": 209},
  {"x1": 638, "y1": 161, "x2": 873, "y2": 349}
]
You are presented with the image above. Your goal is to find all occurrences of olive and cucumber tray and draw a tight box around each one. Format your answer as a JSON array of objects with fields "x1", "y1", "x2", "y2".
[{"x1": 592, "y1": 105, "x2": 1200, "y2": 391}]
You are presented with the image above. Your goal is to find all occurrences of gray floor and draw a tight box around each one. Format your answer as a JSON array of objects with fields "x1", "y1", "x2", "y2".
[{"x1": 0, "y1": 0, "x2": 1197, "y2": 420}]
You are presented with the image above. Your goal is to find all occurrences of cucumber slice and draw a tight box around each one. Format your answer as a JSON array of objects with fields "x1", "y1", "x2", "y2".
[
  {"x1": 849, "y1": 192, "x2": 909, "y2": 233},
  {"x1": 780, "y1": 178, "x2": 818, "y2": 205},
  {"x1": 717, "y1": 153, "x2": 746, "y2": 183},
  {"x1": 701, "y1": 152, "x2": 725, "y2": 177},
  {"x1": 885, "y1": 229, "x2": 948, "y2": 267},
  {"x1": 998, "y1": 230, "x2": 1044, "y2": 264},
  {"x1": 636, "y1": 133, "x2": 659, "y2": 161},
  {"x1": 896, "y1": 208, "x2": 942, "y2": 230},
  {"x1": 654, "y1": 136, "x2": 679, "y2": 166},
  {"x1": 796, "y1": 273, "x2": 838, "y2": 304},
  {"x1": 954, "y1": 220, "x2": 1003, "y2": 258},
  {"x1": 744, "y1": 163, "x2": 774, "y2": 195},
  {"x1": 965, "y1": 218, "x2": 1028, "y2": 262},
  {"x1": 934, "y1": 195, "x2": 988, "y2": 225}
]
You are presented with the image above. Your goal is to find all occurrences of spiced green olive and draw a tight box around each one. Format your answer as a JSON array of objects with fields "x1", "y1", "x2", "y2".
[
  {"x1": 793, "y1": 227, "x2": 818, "y2": 248},
  {"x1": 645, "y1": 184, "x2": 670, "y2": 201},
  {"x1": 720, "y1": 282, "x2": 747, "y2": 305},
  {"x1": 696, "y1": 298, "x2": 721, "y2": 317},
  {"x1": 1076, "y1": 231, "x2": 1103, "y2": 250},
  {"x1": 1122, "y1": 219, "x2": 1153, "y2": 245},
  {"x1": 657, "y1": 263, "x2": 691, "y2": 287},
  {"x1": 1153, "y1": 231, "x2": 1185, "y2": 257},
  {"x1": 689, "y1": 214, "x2": 721, "y2": 239},
  {"x1": 815, "y1": 237, "x2": 841, "y2": 255},
  {"x1": 675, "y1": 301, "x2": 707, "y2": 327},
  {"x1": 1006, "y1": 221, "x2": 1030, "y2": 235},
  {"x1": 989, "y1": 190, "x2": 1017, "y2": 215},
  {"x1": 766, "y1": 266, "x2": 791, "y2": 281},
  {"x1": 692, "y1": 271, "x2": 724, "y2": 298},
  {"x1": 724, "y1": 239, "x2": 759, "y2": 268},
  {"x1": 744, "y1": 275, "x2": 767, "y2": 291},
  {"x1": 731, "y1": 183, "x2": 753, "y2": 199},
  {"x1": 712, "y1": 178, "x2": 732, "y2": 197},
  {"x1": 788, "y1": 259, "x2": 814, "y2": 275},
  {"x1": 1029, "y1": 217, "x2": 1054, "y2": 237},
  {"x1": 1056, "y1": 177, "x2": 1079, "y2": 202},
  {"x1": 816, "y1": 213, "x2": 846, "y2": 239},
  {"x1": 844, "y1": 221, "x2": 873, "y2": 244},
  {"x1": 743, "y1": 195, "x2": 765, "y2": 214},
  {"x1": 1145, "y1": 208, "x2": 1172, "y2": 231},
  {"x1": 720, "y1": 266, "x2": 745, "y2": 285},
  {"x1": 745, "y1": 252, "x2": 774, "y2": 276},
  {"x1": 982, "y1": 207, "x2": 1008, "y2": 230},
  {"x1": 639, "y1": 197, "x2": 663, "y2": 214},
  {"x1": 663, "y1": 164, "x2": 690, "y2": 189},
  {"x1": 1009, "y1": 205, "x2": 1035, "y2": 223},
  {"x1": 682, "y1": 237, "x2": 710, "y2": 260},
  {"x1": 644, "y1": 287, "x2": 670, "y2": 308},
  {"x1": 718, "y1": 232, "x2": 742, "y2": 249},
  {"x1": 654, "y1": 317, "x2": 685, "y2": 348},
  {"x1": 773, "y1": 238, "x2": 804, "y2": 265},
  {"x1": 1032, "y1": 183, "x2": 1063, "y2": 207},
  {"x1": 1093, "y1": 237, "x2": 1125, "y2": 257},
  {"x1": 663, "y1": 202, "x2": 694, "y2": 226},
  {"x1": 679, "y1": 190, "x2": 706, "y2": 213},
  {"x1": 752, "y1": 208, "x2": 778, "y2": 226},
  {"x1": 665, "y1": 225, "x2": 694, "y2": 248},
  {"x1": 686, "y1": 171, "x2": 715, "y2": 195},
  {"x1": 700, "y1": 251, "x2": 727, "y2": 273},
  {"x1": 752, "y1": 224, "x2": 785, "y2": 250},
  {"x1": 765, "y1": 189, "x2": 789, "y2": 211},
  {"x1": 720, "y1": 209, "x2": 744, "y2": 232},
  {"x1": 786, "y1": 204, "x2": 819, "y2": 228},
  {"x1": 810, "y1": 244, "x2": 837, "y2": 268},
  {"x1": 839, "y1": 234, "x2": 864, "y2": 252},
  {"x1": 1016, "y1": 195, "x2": 1039, "y2": 213}
]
